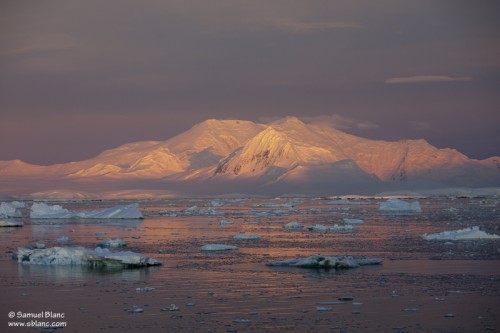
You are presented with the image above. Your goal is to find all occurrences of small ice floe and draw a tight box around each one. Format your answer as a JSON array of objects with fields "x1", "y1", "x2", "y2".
[
  {"x1": 342, "y1": 218, "x2": 364, "y2": 225},
  {"x1": 14, "y1": 246, "x2": 161, "y2": 268},
  {"x1": 201, "y1": 244, "x2": 239, "y2": 251},
  {"x1": 0, "y1": 202, "x2": 24, "y2": 218},
  {"x1": 378, "y1": 198, "x2": 422, "y2": 213},
  {"x1": 98, "y1": 238, "x2": 127, "y2": 248},
  {"x1": 422, "y1": 226, "x2": 500, "y2": 241},
  {"x1": 284, "y1": 222, "x2": 304, "y2": 230},
  {"x1": 30, "y1": 203, "x2": 144, "y2": 219},
  {"x1": 253, "y1": 201, "x2": 296, "y2": 208},
  {"x1": 316, "y1": 307, "x2": 332, "y2": 311},
  {"x1": 136, "y1": 287, "x2": 155, "y2": 292},
  {"x1": 57, "y1": 236, "x2": 71, "y2": 243},
  {"x1": 211, "y1": 200, "x2": 225, "y2": 207},
  {"x1": 233, "y1": 233, "x2": 261, "y2": 240},
  {"x1": 184, "y1": 206, "x2": 198, "y2": 215},
  {"x1": 160, "y1": 210, "x2": 178, "y2": 217},
  {"x1": 220, "y1": 219, "x2": 234, "y2": 226},
  {"x1": 307, "y1": 224, "x2": 353, "y2": 233},
  {"x1": 232, "y1": 319, "x2": 251, "y2": 324},
  {"x1": 35, "y1": 243, "x2": 45, "y2": 249},
  {"x1": 167, "y1": 304, "x2": 179, "y2": 311},
  {"x1": 327, "y1": 199, "x2": 368, "y2": 205},
  {"x1": 0, "y1": 220, "x2": 23, "y2": 227},
  {"x1": 266, "y1": 255, "x2": 382, "y2": 269}
]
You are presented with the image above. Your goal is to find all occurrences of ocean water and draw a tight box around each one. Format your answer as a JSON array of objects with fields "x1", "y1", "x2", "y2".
[{"x1": 0, "y1": 197, "x2": 499, "y2": 332}]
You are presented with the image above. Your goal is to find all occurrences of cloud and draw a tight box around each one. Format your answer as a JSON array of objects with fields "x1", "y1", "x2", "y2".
[
  {"x1": 384, "y1": 75, "x2": 472, "y2": 84},
  {"x1": 251, "y1": 18, "x2": 362, "y2": 34}
]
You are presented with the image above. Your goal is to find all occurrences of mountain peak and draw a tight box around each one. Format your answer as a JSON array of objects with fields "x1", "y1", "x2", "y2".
[{"x1": 270, "y1": 116, "x2": 306, "y2": 127}]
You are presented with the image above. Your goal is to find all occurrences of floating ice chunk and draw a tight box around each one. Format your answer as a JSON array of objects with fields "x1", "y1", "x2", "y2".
[
  {"x1": 98, "y1": 238, "x2": 127, "y2": 248},
  {"x1": 307, "y1": 224, "x2": 353, "y2": 233},
  {"x1": 15, "y1": 246, "x2": 161, "y2": 268},
  {"x1": 201, "y1": 244, "x2": 239, "y2": 251},
  {"x1": 210, "y1": 200, "x2": 225, "y2": 207},
  {"x1": 233, "y1": 233, "x2": 261, "y2": 240},
  {"x1": 220, "y1": 219, "x2": 234, "y2": 226},
  {"x1": 422, "y1": 226, "x2": 500, "y2": 240},
  {"x1": 30, "y1": 203, "x2": 144, "y2": 219},
  {"x1": 266, "y1": 255, "x2": 382, "y2": 269},
  {"x1": 57, "y1": 236, "x2": 70, "y2": 243},
  {"x1": 184, "y1": 206, "x2": 198, "y2": 214},
  {"x1": 378, "y1": 198, "x2": 422, "y2": 212},
  {"x1": 0, "y1": 202, "x2": 24, "y2": 218},
  {"x1": 77, "y1": 204, "x2": 143, "y2": 219},
  {"x1": 284, "y1": 222, "x2": 304, "y2": 230},
  {"x1": 30, "y1": 203, "x2": 74, "y2": 218},
  {"x1": 342, "y1": 218, "x2": 364, "y2": 225},
  {"x1": 0, "y1": 220, "x2": 23, "y2": 227}
]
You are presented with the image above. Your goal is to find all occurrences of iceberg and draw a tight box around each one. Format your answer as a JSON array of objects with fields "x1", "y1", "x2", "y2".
[
  {"x1": 378, "y1": 198, "x2": 422, "y2": 212},
  {"x1": 201, "y1": 244, "x2": 239, "y2": 251},
  {"x1": 422, "y1": 226, "x2": 500, "y2": 241},
  {"x1": 98, "y1": 238, "x2": 127, "y2": 248},
  {"x1": 0, "y1": 202, "x2": 24, "y2": 218},
  {"x1": 15, "y1": 246, "x2": 161, "y2": 268},
  {"x1": 0, "y1": 220, "x2": 23, "y2": 227},
  {"x1": 220, "y1": 219, "x2": 234, "y2": 226},
  {"x1": 30, "y1": 202, "x2": 144, "y2": 219},
  {"x1": 233, "y1": 233, "x2": 261, "y2": 240},
  {"x1": 266, "y1": 255, "x2": 382, "y2": 269}
]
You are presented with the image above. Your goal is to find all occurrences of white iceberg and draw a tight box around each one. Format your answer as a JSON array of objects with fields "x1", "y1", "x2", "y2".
[
  {"x1": 266, "y1": 255, "x2": 382, "y2": 269},
  {"x1": 378, "y1": 198, "x2": 422, "y2": 212},
  {"x1": 307, "y1": 224, "x2": 353, "y2": 233},
  {"x1": 422, "y1": 226, "x2": 500, "y2": 241},
  {"x1": 201, "y1": 244, "x2": 239, "y2": 251},
  {"x1": 342, "y1": 218, "x2": 364, "y2": 225},
  {"x1": 284, "y1": 222, "x2": 304, "y2": 230},
  {"x1": 15, "y1": 246, "x2": 161, "y2": 268},
  {"x1": 0, "y1": 202, "x2": 24, "y2": 218},
  {"x1": 233, "y1": 233, "x2": 261, "y2": 240},
  {"x1": 30, "y1": 202, "x2": 144, "y2": 219},
  {"x1": 0, "y1": 220, "x2": 24, "y2": 227}
]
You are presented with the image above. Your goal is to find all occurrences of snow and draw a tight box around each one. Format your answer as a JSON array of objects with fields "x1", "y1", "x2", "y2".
[
  {"x1": 378, "y1": 198, "x2": 422, "y2": 212},
  {"x1": 15, "y1": 246, "x2": 161, "y2": 267},
  {"x1": 422, "y1": 226, "x2": 500, "y2": 240},
  {"x1": 201, "y1": 244, "x2": 239, "y2": 251},
  {"x1": 30, "y1": 202, "x2": 144, "y2": 219},
  {"x1": 0, "y1": 220, "x2": 23, "y2": 227},
  {"x1": 342, "y1": 218, "x2": 364, "y2": 225},
  {"x1": 266, "y1": 255, "x2": 382, "y2": 269},
  {"x1": 0, "y1": 202, "x2": 24, "y2": 218},
  {"x1": 233, "y1": 233, "x2": 261, "y2": 240},
  {"x1": 307, "y1": 224, "x2": 353, "y2": 233}
]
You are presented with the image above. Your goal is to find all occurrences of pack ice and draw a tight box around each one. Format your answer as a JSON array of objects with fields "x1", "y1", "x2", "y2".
[
  {"x1": 14, "y1": 246, "x2": 161, "y2": 268},
  {"x1": 266, "y1": 255, "x2": 382, "y2": 269},
  {"x1": 378, "y1": 198, "x2": 422, "y2": 212},
  {"x1": 422, "y1": 226, "x2": 500, "y2": 240},
  {"x1": 30, "y1": 203, "x2": 144, "y2": 219}
]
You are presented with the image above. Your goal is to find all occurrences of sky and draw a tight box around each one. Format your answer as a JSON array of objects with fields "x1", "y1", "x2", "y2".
[{"x1": 1, "y1": 0, "x2": 499, "y2": 165}]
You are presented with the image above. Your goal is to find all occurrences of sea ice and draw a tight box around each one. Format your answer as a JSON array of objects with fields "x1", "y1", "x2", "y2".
[
  {"x1": 0, "y1": 202, "x2": 24, "y2": 218},
  {"x1": 284, "y1": 222, "x2": 304, "y2": 230},
  {"x1": 422, "y1": 226, "x2": 500, "y2": 240},
  {"x1": 378, "y1": 198, "x2": 422, "y2": 212},
  {"x1": 0, "y1": 220, "x2": 24, "y2": 227},
  {"x1": 307, "y1": 224, "x2": 353, "y2": 233},
  {"x1": 30, "y1": 202, "x2": 144, "y2": 219},
  {"x1": 15, "y1": 246, "x2": 161, "y2": 268},
  {"x1": 342, "y1": 218, "x2": 364, "y2": 225},
  {"x1": 98, "y1": 238, "x2": 127, "y2": 248},
  {"x1": 266, "y1": 255, "x2": 382, "y2": 269},
  {"x1": 201, "y1": 244, "x2": 239, "y2": 251},
  {"x1": 233, "y1": 233, "x2": 261, "y2": 240}
]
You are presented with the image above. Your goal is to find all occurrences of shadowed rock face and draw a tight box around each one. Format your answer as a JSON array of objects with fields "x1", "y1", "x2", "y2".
[{"x1": 266, "y1": 255, "x2": 383, "y2": 269}]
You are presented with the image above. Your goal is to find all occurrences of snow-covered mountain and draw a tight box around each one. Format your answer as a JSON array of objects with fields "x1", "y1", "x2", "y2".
[{"x1": 1, "y1": 117, "x2": 498, "y2": 196}]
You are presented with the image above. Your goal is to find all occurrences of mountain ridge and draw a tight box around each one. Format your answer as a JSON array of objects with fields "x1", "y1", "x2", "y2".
[{"x1": 1, "y1": 116, "x2": 498, "y2": 196}]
